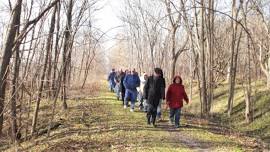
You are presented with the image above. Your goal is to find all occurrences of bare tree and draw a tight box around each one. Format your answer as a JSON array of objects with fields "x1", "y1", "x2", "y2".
[
  {"x1": 165, "y1": 0, "x2": 188, "y2": 81},
  {"x1": 31, "y1": 4, "x2": 58, "y2": 136},
  {"x1": 227, "y1": 0, "x2": 243, "y2": 117},
  {"x1": 61, "y1": 0, "x2": 74, "y2": 110},
  {"x1": 0, "y1": 0, "x2": 23, "y2": 136}
]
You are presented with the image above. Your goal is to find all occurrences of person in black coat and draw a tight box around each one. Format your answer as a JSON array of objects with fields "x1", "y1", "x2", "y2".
[
  {"x1": 143, "y1": 68, "x2": 165, "y2": 127},
  {"x1": 120, "y1": 70, "x2": 129, "y2": 105}
]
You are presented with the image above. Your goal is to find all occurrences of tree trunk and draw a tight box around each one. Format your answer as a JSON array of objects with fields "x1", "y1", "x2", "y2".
[
  {"x1": 0, "y1": 0, "x2": 22, "y2": 136},
  {"x1": 10, "y1": 30, "x2": 21, "y2": 142},
  {"x1": 170, "y1": 27, "x2": 178, "y2": 81},
  {"x1": 227, "y1": 0, "x2": 237, "y2": 117},
  {"x1": 171, "y1": 56, "x2": 177, "y2": 81},
  {"x1": 47, "y1": 64, "x2": 63, "y2": 137},
  {"x1": 189, "y1": 49, "x2": 193, "y2": 101},
  {"x1": 62, "y1": 0, "x2": 73, "y2": 110},
  {"x1": 45, "y1": 48, "x2": 53, "y2": 98},
  {"x1": 242, "y1": 0, "x2": 252, "y2": 123},
  {"x1": 200, "y1": 0, "x2": 208, "y2": 116},
  {"x1": 228, "y1": 29, "x2": 242, "y2": 117},
  {"x1": 52, "y1": 3, "x2": 61, "y2": 98},
  {"x1": 267, "y1": 58, "x2": 270, "y2": 89},
  {"x1": 267, "y1": 73, "x2": 270, "y2": 89},
  {"x1": 244, "y1": 87, "x2": 251, "y2": 123},
  {"x1": 207, "y1": 0, "x2": 214, "y2": 113},
  {"x1": 31, "y1": 5, "x2": 57, "y2": 135}
]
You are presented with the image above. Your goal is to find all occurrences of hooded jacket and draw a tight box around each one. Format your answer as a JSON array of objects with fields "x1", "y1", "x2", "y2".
[{"x1": 166, "y1": 76, "x2": 189, "y2": 109}]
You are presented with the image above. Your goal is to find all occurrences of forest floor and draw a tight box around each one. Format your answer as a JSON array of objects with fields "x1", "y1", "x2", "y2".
[{"x1": 1, "y1": 82, "x2": 269, "y2": 152}]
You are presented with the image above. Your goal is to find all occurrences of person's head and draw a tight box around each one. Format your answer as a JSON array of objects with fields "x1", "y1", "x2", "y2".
[
  {"x1": 112, "y1": 68, "x2": 115, "y2": 72},
  {"x1": 125, "y1": 70, "x2": 131, "y2": 75},
  {"x1": 143, "y1": 72, "x2": 148, "y2": 80},
  {"x1": 154, "y1": 68, "x2": 163, "y2": 77},
  {"x1": 131, "y1": 69, "x2": 136, "y2": 75},
  {"x1": 173, "y1": 76, "x2": 182, "y2": 84}
]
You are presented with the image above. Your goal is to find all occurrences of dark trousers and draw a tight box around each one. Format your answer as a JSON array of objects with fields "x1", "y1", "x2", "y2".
[
  {"x1": 147, "y1": 104, "x2": 157, "y2": 125},
  {"x1": 121, "y1": 90, "x2": 125, "y2": 105}
]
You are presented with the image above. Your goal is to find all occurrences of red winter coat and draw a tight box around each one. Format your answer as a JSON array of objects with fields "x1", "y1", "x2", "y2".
[{"x1": 166, "y1": 76, "x2": 189, "y2": 109}]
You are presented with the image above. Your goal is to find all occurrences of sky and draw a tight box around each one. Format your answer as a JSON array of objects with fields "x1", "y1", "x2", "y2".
[
  {"x1": 93, "y1": 0, "x2": 125, "y2": 70},
  {"x1": 94, "y1": 0, "x2": 123, "y2": 50},
  {"x1": 0, "y1": 0, "x2": 124, "y2": 49}
]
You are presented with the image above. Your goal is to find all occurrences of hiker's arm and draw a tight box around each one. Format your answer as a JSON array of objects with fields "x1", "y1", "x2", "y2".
[
  {"x1": 123, "y1": 76, "x2": 127, "y2": 89},
  {"x1": 143, "y1": 78, "x2": 149, "y2": 99},
  {"x1": 161, "y1": 87, "x2": 165, "y2": 100},
  {"x1": 166, "y1": 86, "x2": 171, "y2": 105},
  {"x1": 137, "y1": 76, "x2": 140, "y2": 87},
  {"x1": 183, "y1": 87, "x2": 189, "y2": 104},
  {"x1": 161, "y1": 79, "x2": 166, "y2": 100}
]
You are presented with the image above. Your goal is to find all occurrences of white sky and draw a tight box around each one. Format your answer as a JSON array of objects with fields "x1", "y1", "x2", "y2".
[{"x1": 95, "y1": 0, "x2": 123, "y2": 50}]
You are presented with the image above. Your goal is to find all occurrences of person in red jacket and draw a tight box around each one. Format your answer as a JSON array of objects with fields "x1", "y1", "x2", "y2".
[{"x1": 166, "y1": 76, "x2": 189, "y2": 128}]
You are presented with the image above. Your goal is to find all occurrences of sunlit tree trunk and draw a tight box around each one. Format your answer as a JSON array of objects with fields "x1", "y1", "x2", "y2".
[{"x1": 200, "y1": 0, "x2": 208, "y2": 116}]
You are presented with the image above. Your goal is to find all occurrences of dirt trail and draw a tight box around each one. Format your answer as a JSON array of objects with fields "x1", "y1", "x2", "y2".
[{"x1": 156, "y1": 122, "x2": 211, "y2": 152}]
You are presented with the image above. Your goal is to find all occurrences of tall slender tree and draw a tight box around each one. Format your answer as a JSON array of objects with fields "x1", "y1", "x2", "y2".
[
  {"x1": 0, "y1": 0, "x2": 23, "y2": 136},
  {"x1": 31, "y1": 4, "x2": 57, "y2": 135}
]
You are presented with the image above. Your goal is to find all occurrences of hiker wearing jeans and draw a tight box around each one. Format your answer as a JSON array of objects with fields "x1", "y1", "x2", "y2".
[
  {"x1": 114, "y1": 70, "x2": 122, "y2": 100},
  {"x1": 156, "y1": 99, "x2": 163, "y2": 120},
  {"x1": 166, "y1": 76, "x2": 189, "y2": 128},
  {"x1": 123, "y1": 70, "x2": 140, "y2": 112},
  {"x1": 108, "y1": 69, "x2": 116, "y2": 92},
  {"x1": 144, "y1": 68, "x2": 165, "y2": 127}
]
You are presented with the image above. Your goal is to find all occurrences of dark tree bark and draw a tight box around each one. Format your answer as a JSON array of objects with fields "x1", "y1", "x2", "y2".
[
  {"x1": 52, "y1": 2, "x2": 62, "y2": 98},
  {"x1": 0, "y1": 0, "x2": 23, "y2": 136},
  {"x1": 10, "y1": 27, "x2": 22, "y2": 142},
  {"x1": 62, "y1": 0, "x2": 74, "y2": 110}
]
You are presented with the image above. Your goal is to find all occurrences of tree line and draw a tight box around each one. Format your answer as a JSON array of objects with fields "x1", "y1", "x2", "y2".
[
  {"x1": 0, "y1": 0, "x2": 105, "y2": 143},
  {"x1": 116, "y1": 0, "x2": 270, "y2": 122}
]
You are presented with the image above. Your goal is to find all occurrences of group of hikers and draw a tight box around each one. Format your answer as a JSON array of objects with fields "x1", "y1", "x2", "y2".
[{"x1": 107, "y1": 68, "x2": 189, "y2": 128}]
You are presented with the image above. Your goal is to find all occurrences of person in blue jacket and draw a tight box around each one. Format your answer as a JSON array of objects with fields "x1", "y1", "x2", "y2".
[
  {"x1": 108, "y1": 69, "x2": 116, "y2": 92},
  {"x1": 123, "y1": 69, "x2": 140, "y2": 112}
]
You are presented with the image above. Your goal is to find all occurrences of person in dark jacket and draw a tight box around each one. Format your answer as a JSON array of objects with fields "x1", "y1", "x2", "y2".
[
  {"x1": 144, "y1": 68, "x2": 165, "y2": 127},
  {"x1": 123, "y1": 69, "x2": 140, "y2": 112},
  {"x1": 108, "y1": 69, "x2": 116, "y2": 92},
  {"x1": 166, "y1": 76, "x2": 189, "y2": 128},
  {"x1": 157, "y1": 71, "x2": 166, "y2": 121},
  {"x1": 120, "y1": 70, "x2": 128, "y2": 105}
]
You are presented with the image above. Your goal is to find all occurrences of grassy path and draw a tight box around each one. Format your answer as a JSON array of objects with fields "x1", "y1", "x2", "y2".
[{"x1": 3, "y1": 86, "x2": 265, "y2": 152}]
